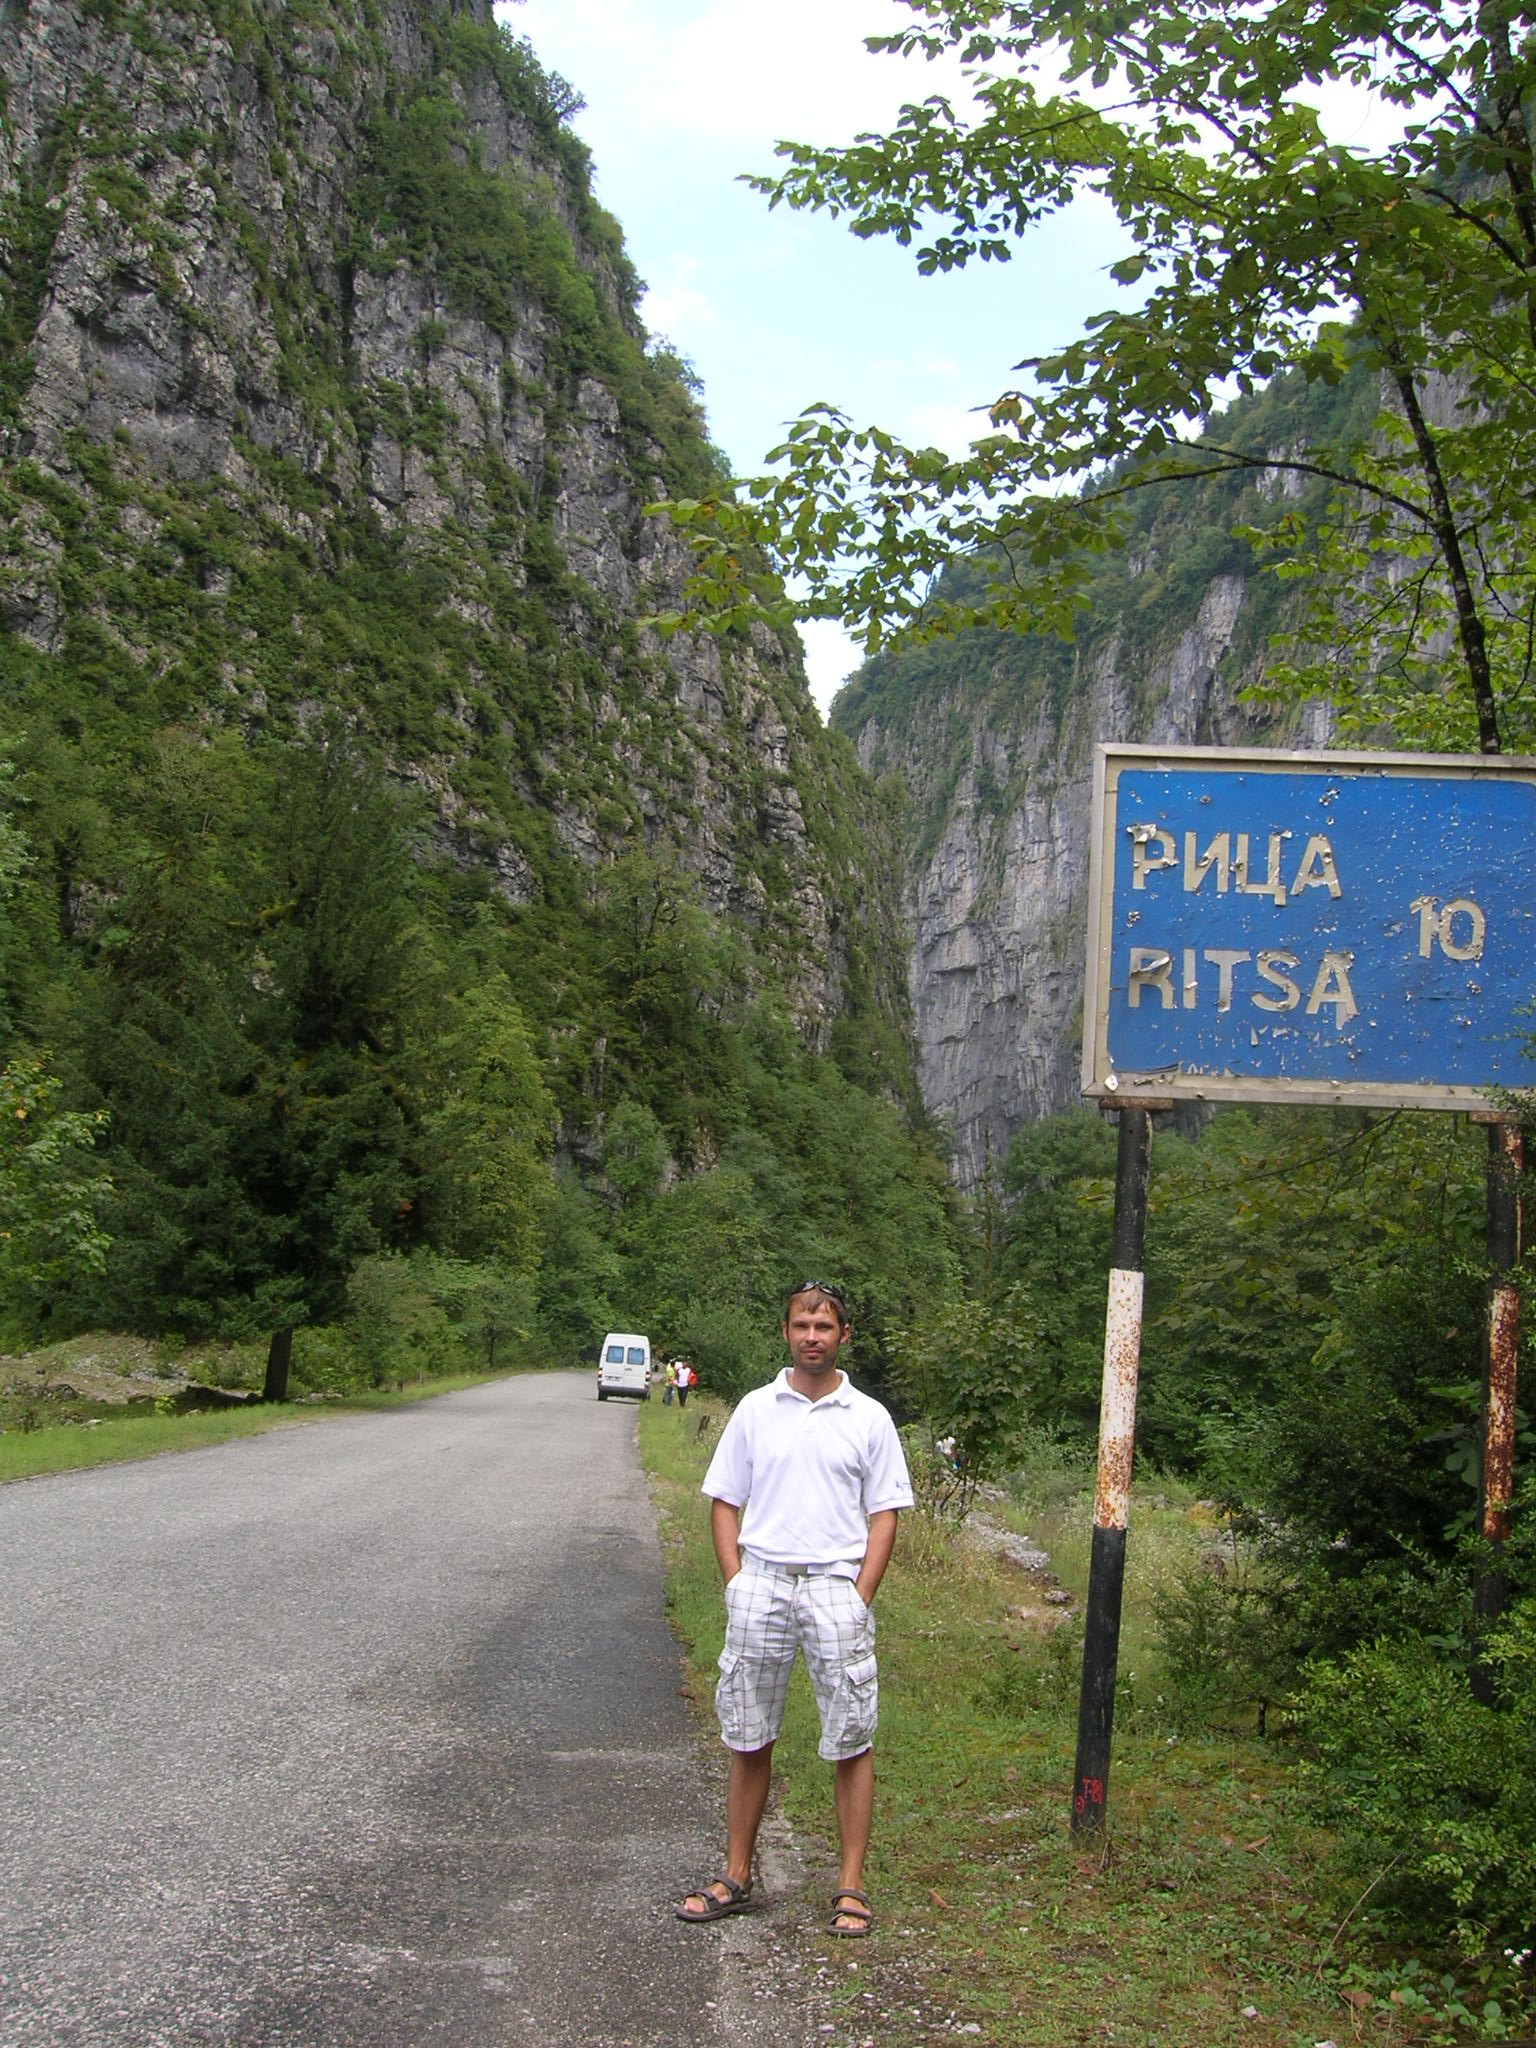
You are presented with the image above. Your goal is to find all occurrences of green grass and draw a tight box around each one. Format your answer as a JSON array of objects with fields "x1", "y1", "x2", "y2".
[
  {"x1": 0, "y1": 1371, "x2": 520, "y2": 1483},
  {"x1": 640, "y1": 1399, "x2": 1509, "y2": 2048},
  {"x1": 998, "y1": 1458, "x2": 1221, "y2": 1688}
]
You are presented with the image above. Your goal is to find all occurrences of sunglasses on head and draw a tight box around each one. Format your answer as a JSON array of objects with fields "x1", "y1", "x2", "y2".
[{"x1": 787, "y1": 1278, "x2": 848, "y2": 1315}]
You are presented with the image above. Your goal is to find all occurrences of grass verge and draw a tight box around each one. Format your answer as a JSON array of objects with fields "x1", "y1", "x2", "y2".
[
  {"x1": 640, "y1": 1397, "x2": 1515, "y2": 2048},
  {"x1": 0, "y1": 1371, "x2": 517, "y2": 1484}
]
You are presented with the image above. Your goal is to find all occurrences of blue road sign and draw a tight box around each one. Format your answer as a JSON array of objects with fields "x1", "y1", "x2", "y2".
[{"x1": 1082, "y1": 746, "x2": 1536, "y2": 1109}]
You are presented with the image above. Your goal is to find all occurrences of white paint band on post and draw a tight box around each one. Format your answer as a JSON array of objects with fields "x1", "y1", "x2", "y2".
[{"x1": 1094, "y1": 1266, "x2": 1144, "y2": 1533}]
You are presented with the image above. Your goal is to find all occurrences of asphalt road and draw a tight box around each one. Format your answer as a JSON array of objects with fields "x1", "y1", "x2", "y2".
[{"x1": 0, "y1": 1373, "x2": 828, "y2": 2048}]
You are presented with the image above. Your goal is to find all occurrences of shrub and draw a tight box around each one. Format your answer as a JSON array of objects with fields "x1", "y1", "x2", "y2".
[
  {"x1": 291, "y1": 1322, "x2": 368, "y2": 1395},
  {"x1": 345, "y1": 1253, "x2": 535, "y2": 1386},
  {"x1": 1150, "y1": 1525, "x2": 1298, "y2": 1731},
  {"x1": 667, "y1": 1299, "x2": 779, "y2": 1409},
  {"x1": 1291, "y1": 1601, "x2": 1536, "y2": 1965},
  {"x1": 0, "y1": 1056, "x2": 112, "y2": 1338},
  {"x1": 888, "y1": 1281, "x2": 1039, "y2": 1477}
]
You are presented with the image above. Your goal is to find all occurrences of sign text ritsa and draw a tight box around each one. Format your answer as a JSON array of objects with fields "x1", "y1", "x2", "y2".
[{"x1": 1124, "y1": 824, "x2": 1485, "y2": 1026}]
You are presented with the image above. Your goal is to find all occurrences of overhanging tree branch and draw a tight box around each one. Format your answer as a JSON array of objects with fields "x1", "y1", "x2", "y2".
[{"x1": 653, "y1": 0, "x2": 1536, "y2": 751}]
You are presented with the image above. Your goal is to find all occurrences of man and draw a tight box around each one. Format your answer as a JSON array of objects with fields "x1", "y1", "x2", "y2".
[{"x1": 676, "y1": 1281, "x2": 912, "y2": 1938}]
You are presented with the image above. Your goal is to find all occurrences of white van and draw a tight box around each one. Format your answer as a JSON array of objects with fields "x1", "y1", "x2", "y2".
[{"x1": 597, "y1": 1332, "x2": 651, "y2": 1402}]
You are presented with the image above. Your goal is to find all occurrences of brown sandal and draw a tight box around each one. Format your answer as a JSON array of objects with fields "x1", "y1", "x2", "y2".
[
  {"x1": 828, "y1": 1887, "x2": 873, "y2": 1937},
  {"x1": 677, "y1": 1875, "x2": 754, "y2": 1923}
]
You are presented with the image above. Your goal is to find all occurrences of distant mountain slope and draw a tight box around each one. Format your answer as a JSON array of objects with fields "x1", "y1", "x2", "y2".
[{"x1": 832, "y1": 369, "x2": 1376, "y2": 1185}]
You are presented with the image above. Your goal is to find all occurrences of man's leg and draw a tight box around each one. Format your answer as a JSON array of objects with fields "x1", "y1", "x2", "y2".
[
  {"x1": 798, "y1": 1579, "x2": 880, "y2": 1934},
  {"x1": 832, "y1": 1747, "x2": 875, "y2": 1929},
  {"x1": 680, "y1": 1563, "x2": 795, "y2": 1919},
  {"x1": 725, "y1": 1742, "x2": 774, "y2": 1883},
  {"x1": 677, "y1": 1742, "x2": 773, "y2": 1915}
]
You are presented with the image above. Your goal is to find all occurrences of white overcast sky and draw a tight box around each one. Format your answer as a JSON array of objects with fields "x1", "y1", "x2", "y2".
[{"x1": 498, "y1": 0, "x2": 1130, "y2": 712}]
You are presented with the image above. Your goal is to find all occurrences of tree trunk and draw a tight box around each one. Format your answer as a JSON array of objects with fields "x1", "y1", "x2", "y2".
[
  {"x1": 1387, "y1": 357, "x2": 1502, "y2": 755},
  {"x1": 263, "y1": 1326, "x2": 294, "y2": 1403}
]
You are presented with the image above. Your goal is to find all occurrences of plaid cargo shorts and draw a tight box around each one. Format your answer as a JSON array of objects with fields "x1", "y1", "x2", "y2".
[{"x1": 715, "y1": 1559, "x2": 878, "y2": 1761}]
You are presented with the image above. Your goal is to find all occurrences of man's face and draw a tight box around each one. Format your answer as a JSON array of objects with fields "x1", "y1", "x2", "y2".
[{"x1": 783, "y1": 1294, "x2": 849, "y2": 1378}]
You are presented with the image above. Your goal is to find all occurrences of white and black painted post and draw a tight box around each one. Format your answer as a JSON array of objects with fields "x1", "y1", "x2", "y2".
[{"x1": 1070, "y1": 1099, "x2": 1163, "y2": 1837}]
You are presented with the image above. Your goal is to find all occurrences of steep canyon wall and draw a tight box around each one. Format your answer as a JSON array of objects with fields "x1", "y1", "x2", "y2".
[
  {"x1": 0, "y1": 0, "x2": 908, "y2": 1060},
  {"x1": 836, "y1": 494, "x2": 1342, "y2": 1187}
]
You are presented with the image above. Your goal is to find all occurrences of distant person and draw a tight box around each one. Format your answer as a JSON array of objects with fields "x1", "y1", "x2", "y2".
[
  {"x1": 676, "y1": 1281, "x2": 912, "y2": 1939},
  {"x1": 662, "y1": 1359, "x2": 676, "y2": 1406},
  {"x1": 674, "y1": 1358, "x2": 693, "y2": 1410}
]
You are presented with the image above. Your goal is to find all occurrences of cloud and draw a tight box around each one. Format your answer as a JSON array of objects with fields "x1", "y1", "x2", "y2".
[
  {"x1": 795, "y1": 617, "x2": 865, "y2": 716},
  {"x1": 638, "y1": 256, "x2": 721, "y2": 352},
  {"x1": 508, "y1": 0, "x2": 970, "y2": 159},
  {"x1": 903, "y1": 398, "x2": 997, "y2": 457},
  {"x1": 656, "y1": 0, "x2": 952, "y2": 149}
]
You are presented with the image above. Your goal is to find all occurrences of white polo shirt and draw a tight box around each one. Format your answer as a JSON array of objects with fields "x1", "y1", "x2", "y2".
[{"x1": 702, "y1": 1369, "x2": 914, "y2": 1574}]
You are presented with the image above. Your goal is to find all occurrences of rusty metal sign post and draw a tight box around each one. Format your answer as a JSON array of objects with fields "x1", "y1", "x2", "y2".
[
  {"x1": 1472, "y1": 1116, "x2": 1524, "y2": 1701},
  {"x1": 1072, "y1": 743, "x2": 1536, "y2": 1837}
]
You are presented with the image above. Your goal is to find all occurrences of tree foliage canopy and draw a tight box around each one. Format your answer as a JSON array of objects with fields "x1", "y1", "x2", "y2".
[{"x1": 660, "y1": 0, "x2": 1536, "y2": 752}]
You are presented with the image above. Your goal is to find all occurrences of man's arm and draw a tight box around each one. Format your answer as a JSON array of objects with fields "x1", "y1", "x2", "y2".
[
  {"x1": 710, "y1": 1496, "x2": 744, "y2": 1585},
  {"x1": 855, "y1": 1508, "x2": 899, "y2": 1608}
]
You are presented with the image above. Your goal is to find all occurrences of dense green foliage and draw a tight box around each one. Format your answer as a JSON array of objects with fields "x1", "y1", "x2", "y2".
[
  {"x1": 534, "y1": 1004, "x2": 959, "y2": 1404},
  {"x1": 990, "y1": 1105, "x2": 1505, "y2": 1604},
  {"x1": 0, "y1": 1056, "x2": 112, "y2": 1323},
  {"x1": 1294, "y1": 1590, "x2": 1536, "y2": 1970},
  {"x1": 945, "y1": 1099, "x2": 1536, "y2": 1984},
  {"x1": 0, "y1": 1, "x2": 955, "y2": 1394},
  {"x1": 0, "y1": 715, "x2": 955, "y2": 1392}
]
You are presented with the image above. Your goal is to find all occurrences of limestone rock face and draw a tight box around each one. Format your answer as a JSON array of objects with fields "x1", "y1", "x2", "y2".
[
  {"x1": 845, "y1": 573, "x2": 1333, "y2": 1187},
  {"x1": 0, "y1": 0, "x2": 888, "y2": 1045}
]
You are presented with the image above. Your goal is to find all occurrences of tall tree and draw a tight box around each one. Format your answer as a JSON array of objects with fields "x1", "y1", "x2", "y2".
[
  {"x1": 65, "y1": 730, "x2": 433, "y2": 1393},
  {"x1": 659, "y1": 0, "x2": 1536, "y2": 754},
  {"x1": 0, "y1": 1055, "x2": 110, "y2": 1335},
  {"x1": 421, "y1": 976, "x2": 556, "y2": 1270}
]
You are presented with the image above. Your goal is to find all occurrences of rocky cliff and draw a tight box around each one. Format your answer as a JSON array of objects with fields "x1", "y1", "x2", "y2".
[
  {"x1": 833, "y1": 408, "x2": 1353, "y2": 1187},
  {"x1": 0, "y1": 0, "x2": 903, "y2": 1059}
]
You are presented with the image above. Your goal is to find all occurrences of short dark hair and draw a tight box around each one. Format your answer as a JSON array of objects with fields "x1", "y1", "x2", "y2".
[{"x1": 784, "y1": 1278, "x2": 849, "y2": 1324}]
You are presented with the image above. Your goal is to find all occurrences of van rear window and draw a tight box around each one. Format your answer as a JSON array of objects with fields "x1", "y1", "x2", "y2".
[
  {"x1": 605, "y1": 1345, "x2": 624, "y2": 1363},
  {"x1": 626, "y1": 1347, "x2": 645, "y2": 1365}
]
